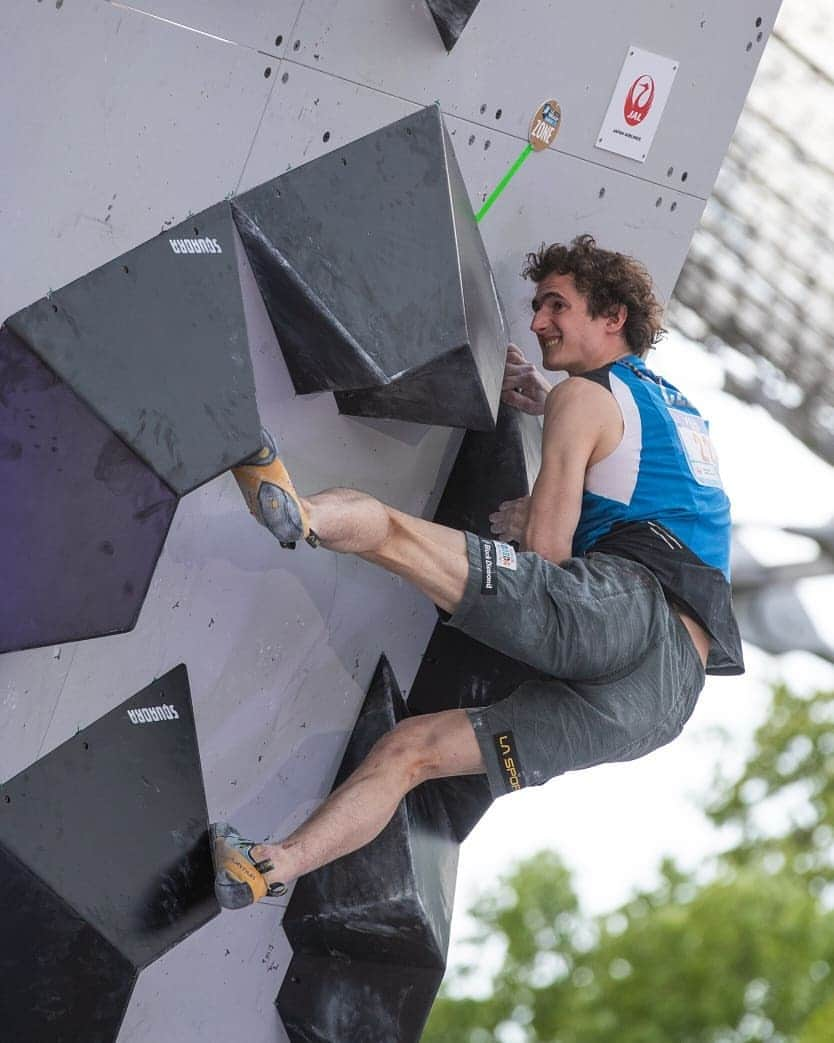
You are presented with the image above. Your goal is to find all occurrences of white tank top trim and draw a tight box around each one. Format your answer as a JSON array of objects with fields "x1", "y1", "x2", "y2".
[{"x1": 584, "y1": 371, "x2": 641, "y2": 505}]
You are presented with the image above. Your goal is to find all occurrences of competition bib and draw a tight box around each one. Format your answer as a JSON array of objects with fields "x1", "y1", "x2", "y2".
[{"x1": 667, "y1": 407, "x2": 723, "y2": 488}]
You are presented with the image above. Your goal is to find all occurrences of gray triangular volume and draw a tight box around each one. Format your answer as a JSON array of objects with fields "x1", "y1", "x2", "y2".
[
  {"x1": 426, "y1": 0, "x2": 481, "y2": 51},
  {"x1": 278, "y1": 955, "x2": 442, "y2": 1043},
  {"x1": 233, "y1": 106, "x2": 506, "y2": 430},
  {"x1": 0, "y1": 324, "x2": 177, "y2": 654},
  {"x1": 334, "y1": 344, "x2": 493, "y2": 429},
  {"x1": 408, "y1": 405, "x2": 544, "y2": 840},
  {"x1": 0, "y1": 848, "x2": 137, "y2": 1043},
  {"x1": 7, "y1": 203, "x2": 262, "y2": 495},
  {"x1": 282, "y1": 655, "x2": 459, "y2": 970},
  {"x1": 0, "y1": 664, "x2": 217, "y2": 972}
]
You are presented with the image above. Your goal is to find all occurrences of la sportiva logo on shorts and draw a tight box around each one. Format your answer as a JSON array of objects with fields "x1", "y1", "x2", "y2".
[
  {"x1": 127, "y1": 704, "x2": 180, "y2": 725},
  {"x1": 169, "y1": 238, "x2": 223, "y2": 254},
  {"x1": 494, "y1": 731, "x2": 525, "y2": 792}
]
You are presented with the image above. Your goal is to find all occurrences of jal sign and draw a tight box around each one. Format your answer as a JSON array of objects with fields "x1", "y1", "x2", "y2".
[{"x1": 596, "y1": 46, "x2": 678, "y2": 162}]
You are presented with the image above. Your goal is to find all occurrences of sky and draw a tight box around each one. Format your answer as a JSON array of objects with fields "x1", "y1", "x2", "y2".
[{"x1": 446, "y1": 330, "x2": 834, "y2": 987}]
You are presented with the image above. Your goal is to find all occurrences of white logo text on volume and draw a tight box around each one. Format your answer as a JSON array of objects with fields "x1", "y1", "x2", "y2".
[
  {"x1": 169, "y1": 238, "x2": 223, "y2": 254},
  {"x1": 127, "y1": 705, "x2": 180, "y2": 724}
]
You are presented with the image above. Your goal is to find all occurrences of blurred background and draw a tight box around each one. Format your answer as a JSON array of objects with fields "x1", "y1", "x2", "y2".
[{"x1": 430, "y1": 1, "x2": 834, "y2": 1039}]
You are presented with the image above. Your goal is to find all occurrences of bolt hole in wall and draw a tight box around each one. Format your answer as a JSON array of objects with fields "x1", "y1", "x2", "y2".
[
  {"x1": 264, "y1": 67, "x2": 272, "y2": 78},
  {"x1": 282, "y1": 72, "x2": 289, "y2": 83},
  {"x1": 495, "y1": 108, "x2": 502, "y2": 119},
  {"x1": 275, "y1": 34, "x2": 283, "y2": 46},
  {"x1": 293, "y1": 39, "x2": 300, "y2": 51},
  {"x1": 322, "y1": 131, "x2": 330, "y2": 143},
  {"x1": 598, "y1": 187, "x2": 606, "y2": 198}
]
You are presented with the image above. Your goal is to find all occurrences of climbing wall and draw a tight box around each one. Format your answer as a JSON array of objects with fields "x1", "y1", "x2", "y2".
[{"x1": 1, "y1": 1, "x2": 780, "y2": 1040}]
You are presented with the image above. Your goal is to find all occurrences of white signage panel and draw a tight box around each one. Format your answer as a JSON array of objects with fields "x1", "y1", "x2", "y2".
[{"x1": 596, "y1": 46, "x2": 679, "y2": 163}]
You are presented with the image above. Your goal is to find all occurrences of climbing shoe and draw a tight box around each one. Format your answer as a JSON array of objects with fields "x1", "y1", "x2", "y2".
[
  {"x1": 210, "y1": 821, "x2": 288, "y2": 909},
  {"x1": 233, "y1": 428, "x2": 319, "y2": 549}
]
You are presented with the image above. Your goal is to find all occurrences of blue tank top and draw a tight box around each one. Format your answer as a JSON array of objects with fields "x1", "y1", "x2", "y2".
[
  {"x1": 573, "y1": 356, "x2": 743, "y2": 675},
  {"x1": 573, "y1": 355, "x2": 732, "y2": 578}
]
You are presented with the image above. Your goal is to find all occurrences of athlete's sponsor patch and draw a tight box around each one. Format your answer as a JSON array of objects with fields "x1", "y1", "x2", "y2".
[
  {"x1": 494, "y1": 540, "x2": 517, "y2": 571},
  {"x1": 493, "y1": 731, "x2": 525, "y2": 792},
  {"x1": 479, "y1": 538, "x2": 497, "y2": 595}
]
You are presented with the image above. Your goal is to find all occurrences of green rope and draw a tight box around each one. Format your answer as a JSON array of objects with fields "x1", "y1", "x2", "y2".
[{"x1": 475, "y1": 143, "x2": 533, "y2": 223}]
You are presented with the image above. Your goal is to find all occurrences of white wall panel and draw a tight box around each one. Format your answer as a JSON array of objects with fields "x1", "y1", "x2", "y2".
[
  {"x1": 2, "y1": 0, "x2": 275, "y2": 315},
  {"x1": 288, "y1": 0, "x2": 781, "y2": 198},
  {"x1": 241, "y1": 62, "x2": 705, "y2": 355},
  {"x1": 110, "y1": 0, "x2": 305, "y2": 54}
]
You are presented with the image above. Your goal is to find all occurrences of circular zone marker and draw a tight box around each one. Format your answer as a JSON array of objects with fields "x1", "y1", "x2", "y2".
[{"x1": 528, "y1": 99, "x2": 563, "y2": 152}]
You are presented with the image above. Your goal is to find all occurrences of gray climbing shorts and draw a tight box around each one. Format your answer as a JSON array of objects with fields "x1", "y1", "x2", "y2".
[{"x1": 445, "y1": 533, "x2": 706, "y2": 799}]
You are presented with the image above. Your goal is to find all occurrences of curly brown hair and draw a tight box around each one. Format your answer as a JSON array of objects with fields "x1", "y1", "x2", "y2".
[{"x1": 522, "y1": 235, "x2": 666, "y2": 356}]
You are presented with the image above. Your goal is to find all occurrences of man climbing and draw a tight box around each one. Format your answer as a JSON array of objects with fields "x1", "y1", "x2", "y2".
[{"x1": 210, "y1": 234, "x2": 743, "y2": 909}]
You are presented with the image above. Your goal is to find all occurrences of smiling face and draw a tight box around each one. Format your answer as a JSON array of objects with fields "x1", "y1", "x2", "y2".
[{"x1": 530, "y1": 272, "x2": 629, "y2": 375}]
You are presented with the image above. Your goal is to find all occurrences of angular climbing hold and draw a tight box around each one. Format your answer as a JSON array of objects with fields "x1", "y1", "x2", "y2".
[
  {"x1": 408, "y1": 404, "x2": 544, "y2": 840},
  {"x1": 6, "y1": 202, "x2": 262, "y2": 495},
  {"x1": 278, "y1": 655, "x2": 458, "y2": 1038},
  {"x1": 0, "y1": 664, "x2": 216, "y2": 1042},
  {"x1": 0, "y1": 324, "x2": 177, "y2": 654},
  {"x1": 425, "y1": 0, "x2": 482, "y2": 51},
  {"x1": 278, "y1": 954, "x2": 445, "y2": 1043},
  {"x1": 233, "y1": 105, "x2": 507, "y2": 431}
]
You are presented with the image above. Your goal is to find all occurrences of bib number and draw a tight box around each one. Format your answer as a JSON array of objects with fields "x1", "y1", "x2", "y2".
[{"x1": 668, "y1": 407, "x2": 722, "y2": 487}]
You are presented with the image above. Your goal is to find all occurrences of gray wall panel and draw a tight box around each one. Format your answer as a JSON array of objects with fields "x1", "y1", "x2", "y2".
[
  {"x1": 111, "y1": 0, "x2": 305, "y2": 53},
  {"x1": 2, "y1": 0, "x2": 275, "y2": 316},
  {"x1": 289, "y1": 0, "x2": 781, "y2": 198},
  {"x1": 241, "y1": 63, "x2": 704, "y2": 356}
]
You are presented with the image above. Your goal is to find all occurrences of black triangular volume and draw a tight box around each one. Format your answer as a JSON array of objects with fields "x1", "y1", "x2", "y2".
[
  {"x1": 0, "y1": 845, "x2": 136, "y2": 1043},
  {"x1": 0, "y1": 324, "x2": 177, "y2": 654},
  {"x1": 0, "y1": 664, "x2": 217, "y2": 973},
  {"x1": 334, "y1": 344, "x2": 494, "y2": 430},
  {"x1": 434, "y1": 402, "x2": 541, "y2": 534},
  {"x1": 426, "y1": 0, "x2": 481, "y2": 51},
  {"x1": 278, "y1": 954, "x2": 443, "y2": 1043},
  {"x1": 233, "y1": 106, "x2": 506, "y2": 428},
  {"x1": 408, "y1": 404, "x2": 544, "y2": 840},
  {"x1": 282, "y1": 654, "x2": 459, "y2": 971},
  {"x1": 7, "y1": 203, "x2": 262, "y2": 495}
]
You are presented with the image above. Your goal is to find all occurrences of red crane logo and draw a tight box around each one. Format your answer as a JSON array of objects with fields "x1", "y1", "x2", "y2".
[{"x1": 624, "y1": 75, "x2": 656, "y2": 127}]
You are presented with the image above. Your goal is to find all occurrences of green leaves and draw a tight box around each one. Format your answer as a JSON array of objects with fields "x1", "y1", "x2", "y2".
[{"x1": 424, "y1": 685, "x2": 834, "y2": 1043}]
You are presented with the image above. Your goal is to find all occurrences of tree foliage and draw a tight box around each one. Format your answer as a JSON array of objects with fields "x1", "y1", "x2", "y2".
[{"x1": 423, "y1": 686, "x2": 834, "y2": 1043}]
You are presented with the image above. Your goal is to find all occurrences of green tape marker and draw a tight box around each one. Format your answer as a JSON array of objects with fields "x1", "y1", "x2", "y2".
[
  {"x1": 475, "y1": 99, "x2": 563, "y2": 224},
  {"x1": 476, "y1": 143, "x2": 532, "y2": 222}
]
